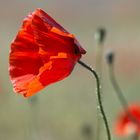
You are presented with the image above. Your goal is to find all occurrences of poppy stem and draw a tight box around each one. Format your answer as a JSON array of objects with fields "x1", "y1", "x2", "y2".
[
  {"x1": 109, "y1": 63, "x2": 129, "y2": 109},
  {"x1": 95, "y1": 47, "x2": 103, "y2": 140},
  {"x1": 106, "y1": 51, "x2": 129, "y2": 109},
  {"x1": 28, "y1": 96, "x2": 40, "y2": 140},
  {"x1": 78, "y1": 60, "x2": 111, "y2": 140},
  {"x1": 107, "y1": 53, "x2": 140, "y2": 128},
  {"x1": 95, "y1": 27, "x2": 106, "y2": 140}
]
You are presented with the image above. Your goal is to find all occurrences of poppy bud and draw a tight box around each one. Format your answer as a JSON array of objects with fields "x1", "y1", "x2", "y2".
[
  {"x1": 95, "y1": 27, "x2": 106, "y2": 44},
  {"x1": 106, "y1": 50, "x2": 114, "y2": 64}
]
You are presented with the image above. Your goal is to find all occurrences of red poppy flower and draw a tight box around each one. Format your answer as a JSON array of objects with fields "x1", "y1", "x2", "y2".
[
  {"x1": 115, "y1": 104, "x2": 140, "y2": 136},
  {"x1": 9, "y1": 8, "x2": 86, "y2": 97}
]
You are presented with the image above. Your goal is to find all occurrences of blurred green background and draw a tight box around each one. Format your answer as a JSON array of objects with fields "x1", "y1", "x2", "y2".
[{"x1": 0, "y1": 0, "x2": 140, "y2": 140}]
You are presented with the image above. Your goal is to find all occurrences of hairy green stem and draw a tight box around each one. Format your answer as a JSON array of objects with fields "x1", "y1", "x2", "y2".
[
  {"x1": 78, "y1": 60, "x2": 111, "y2": 140},
  {"x1": 95, "y1": 41, "x2": 104, "y2": 140}
]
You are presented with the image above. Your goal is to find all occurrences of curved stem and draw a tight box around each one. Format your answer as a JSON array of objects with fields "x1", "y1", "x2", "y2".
[
  {"x1": 109, "y1": 63, "x2": 128, "y2": 109},
  {"x1": 108, "y1": 63, "x2": 140, "y2": 128},
  {"x1": 95, "y1": 41, "x2": 104, "y2": 140},
  {"x1": 78, "y1": 60, "x2": 111, "y2": 140}
]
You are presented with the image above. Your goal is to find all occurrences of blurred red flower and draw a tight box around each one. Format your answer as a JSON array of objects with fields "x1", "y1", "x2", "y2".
[
  {"x1": 9, "y1": 8, "x2": 86, "y2": 97},
  {"x1": 115, "y1": 104, "x2": 140, "y2": 136}
]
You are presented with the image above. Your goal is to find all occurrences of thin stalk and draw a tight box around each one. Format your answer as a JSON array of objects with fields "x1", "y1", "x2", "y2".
[
  {"x1": 28, "y1": 96, "x2": 40, "y2": 140},
  {"x1": 109, "y1": 63, "x2": 128, "y2": 110},
  {"x1": 95, "y1": 41, "x2": 104, "y2": 140},
  {"x1": 108, "y1": 62, "x2": 140, "y2": 138},
  {"x1": 78, "y1": 60, "x2": 111, "y2": 140},
  {"x1": 95, "y1": 27, "x2": 106, "y2": 140}
]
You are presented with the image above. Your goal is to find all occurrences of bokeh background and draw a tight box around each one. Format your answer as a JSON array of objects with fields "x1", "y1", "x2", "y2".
[{"x1": 0, "y1": 0, "x2": 140, "y2": 140}]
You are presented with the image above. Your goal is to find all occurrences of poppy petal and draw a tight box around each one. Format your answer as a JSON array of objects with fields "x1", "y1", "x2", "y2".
[
  {"x1": 115, "y1": 104, "x2": 140, "y2": 136},
  {"x1": 35, "y1": 8, "x2": 69, "y2": 34},
  {"x1": 9, "y1": 8, "x2": 86, "y2": 97}
]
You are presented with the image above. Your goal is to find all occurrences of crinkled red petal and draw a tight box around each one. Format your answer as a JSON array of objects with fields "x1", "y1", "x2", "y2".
[
  {"x1": 115, "y1": 104, "x2": 140, "y2": 136},
  {"x1": 9, "y1": 9, "x2": 86, "y2": 97}
]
